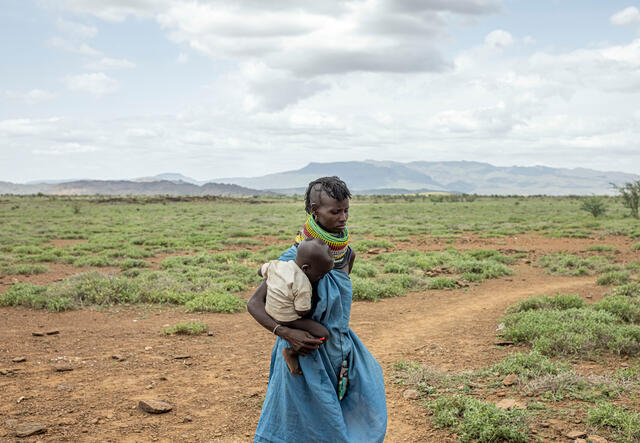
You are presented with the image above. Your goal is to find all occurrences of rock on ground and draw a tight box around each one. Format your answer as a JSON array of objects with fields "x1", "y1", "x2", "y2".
[
  {"x1": 138, "y1": 399, "x2": 173, "y2": 414},
  {"x1": 15, "y1": 423, "x2": 46, "y2": 438}
]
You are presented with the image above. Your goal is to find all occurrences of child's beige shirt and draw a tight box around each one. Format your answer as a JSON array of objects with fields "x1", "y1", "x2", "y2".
[{"x1": 261, "y1": 260, "x2": 312, "y2": 322}]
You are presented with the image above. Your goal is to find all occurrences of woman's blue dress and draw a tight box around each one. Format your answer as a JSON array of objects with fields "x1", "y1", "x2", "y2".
[{"x1": 254, "y1": 246, "x2": 387, "y2": 443}]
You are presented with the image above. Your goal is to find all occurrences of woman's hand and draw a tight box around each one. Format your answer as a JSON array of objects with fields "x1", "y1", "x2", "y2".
[{"x1": 278, "y1": 326, "x2": 323, "y2": 355}]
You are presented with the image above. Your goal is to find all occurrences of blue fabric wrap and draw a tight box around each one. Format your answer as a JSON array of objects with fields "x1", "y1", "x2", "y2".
[{"x1": 254, "y1": 246, "x2": 387, "y2": 443}]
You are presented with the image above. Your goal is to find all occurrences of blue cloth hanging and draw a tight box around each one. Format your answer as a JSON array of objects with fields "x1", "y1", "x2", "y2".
[{"x1": 254, "y1": 246, "x2": 387, "y2": 443}]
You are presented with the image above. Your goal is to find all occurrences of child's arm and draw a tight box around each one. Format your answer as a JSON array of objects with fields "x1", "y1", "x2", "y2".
[{"x1": 280, "y1": 317, "x2": 330, "y2": 340}]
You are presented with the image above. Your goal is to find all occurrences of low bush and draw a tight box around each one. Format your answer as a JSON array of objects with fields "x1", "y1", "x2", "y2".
[
  {"x1": 596, "y1": 271, "x2": 631, "y2": 286},
  {"x1": 586, "y1": 244, "x2": 615, "y2": 252},
  {"x1": 351, "y1": 276, "x2": 404, "y2": 301},
  {"x1": 428, "y1": 395, "x2": 529, "y2": 443},
  {"x1": 485, "y1": 351, "x2": 569, "y2": 381},
  {"x1": 587, "y1": 402, "x2": 640, "y2": 443},
  {"x1": 426, "y1": 276, "x2": 458, "y2": 290},
  {"x1": 507, "y1": 294, "x2": 586, "y2": 313},
  {"x1": 536, "y1": 253, "x2": 609, "y2": 276},
  {"x1": 162, "y1": 321, "x2": 209, "y2": 335},
  {"x1": 184, "y1": 292, "x2": 245, "y2": 313}
]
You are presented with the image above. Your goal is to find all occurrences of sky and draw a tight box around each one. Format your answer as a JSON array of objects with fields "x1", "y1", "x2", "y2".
[{"x1": 1, "y1": 0, "x2": 640, "y2": 183}]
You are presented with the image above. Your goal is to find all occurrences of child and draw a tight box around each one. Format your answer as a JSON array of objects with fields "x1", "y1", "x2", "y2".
[{"x1": 259, "y1": 238, "x2": 334, "y2": 375}]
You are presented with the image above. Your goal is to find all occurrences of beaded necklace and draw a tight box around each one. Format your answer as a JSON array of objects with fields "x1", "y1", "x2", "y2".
[{"x1": 295, "y1": 216, "x2": 350, "y2": 267}]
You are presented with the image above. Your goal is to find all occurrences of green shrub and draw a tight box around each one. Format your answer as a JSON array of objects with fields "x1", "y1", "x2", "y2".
[
  {"x1": 0, "y1": 263, "x2": 48, "y2": 276},
  {"x1": 596, "y1": 271, "x2": 631, "y2": 286},
  {"x1": 537, "y1": 253, "x2": 608, "y2": 275},
  {"x1": 162, "y1": 321, "x2": 209, "y2": 335},
  {"x1": 632, "y1": 243, "x2": 640, "y2": 251},
  {"x1": 0, "y1": 283, "x2": 49, "y2": 309},
  {"x1": 581, "y1": 197, "x2": 607, "y2": 218},
  {"x1": 507, "y1": 294, "x2": 586, "y2": 313},
  {"x1": 428, "y1": 395, "x2": 529, "y2": 443},
  {"x1": 593, "y1": 296, "x2": 640, "y2": 323},
  {"x1": 48, "y1": 272, "x2": 140, "y2": 305},
  {"x1": 184, "y1": 292, "x2": 245, "y2": 313},
  {"x1": 426, "y1": 277, "x2": 458, "y2": 290},
  {"x1": 502, "y1": 308, "x2": 640, "y2": 356},
  {"x1": 352, "y1": 239, "x2": 395, "y2": 253},
  {"x1": 586, "y1": 244, "x2": 615, "y2": 252},
  {"x1": 611, "y1": 282, "x2": 640, "y2": 298},
  {"x1": 587, "y1": 402, "x2": 640, "y2": 443},
  {"x1": 350, "y1": 261, "x2": 378, "y2": 278},
  {"x1": 485, "y1": 351, "x2": 569, "y2": 381},
  {"x1": 118, "y1": 258, "x2": 150, "y2": 269},
  {"x1": 351, "y1": 276, "x2": 404, "y2": 301}
]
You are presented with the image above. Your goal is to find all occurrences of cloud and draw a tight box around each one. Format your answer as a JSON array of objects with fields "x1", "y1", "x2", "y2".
[
  {"x1": 85, "y1": 57, "x2": 136, "y2": 70},
  {"x1": 56, "y1": 18, "x2": 98, "y2": 39},
  {"x1": 5, "y1": 89, "x2": 57, "y2": 104},
  {"x1": 65, "y1": 72, "x2": 118, "y2": 96},
  {"x1": 49, "y1": 36, "x2": 102, "y2": 56},
  {"x1": 610, "y1": 6, "x2": 640, "y2": 27},
  {"x1": 484, "y1": 29, "x2": 514, "y2": 49},
  {"x1": 176, "y1": 53, "x2": 189, "y2": 64},
  {"x1": 33, "y1": 142, "x2": 99, "y2": 156},
  {"x1": 0, "y1": 118, "x2": 61, "y2": 136}
]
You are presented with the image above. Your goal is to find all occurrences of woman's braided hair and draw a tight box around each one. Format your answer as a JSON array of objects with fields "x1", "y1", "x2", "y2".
[{"x1": 304, "y1": 176, "x2": 352, "y2": 214}]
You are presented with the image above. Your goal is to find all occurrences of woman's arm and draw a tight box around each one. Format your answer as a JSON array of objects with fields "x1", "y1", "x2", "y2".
[
  {"x1": 247, "y1": 280, "x2": 323, "y2": 355},
  {"x1": 348, "y1": 249, "x2": 356, "y2": 274}
]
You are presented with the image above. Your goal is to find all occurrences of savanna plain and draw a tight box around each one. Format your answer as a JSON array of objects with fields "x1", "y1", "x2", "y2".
[{"x1": 1, "y1": 194, "x2": 640, "y2": 442}]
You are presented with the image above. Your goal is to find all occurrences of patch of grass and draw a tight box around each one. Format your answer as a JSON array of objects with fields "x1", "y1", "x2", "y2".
[
  {"x1": 507, "y1": 293, "x2": 586, "y2": 313},
  {"x1": 597, "y1": 271, "x2": 631, "y2": 286},
  {"x1": 502, "y1": 307, "x2": 640, "y2": 356},
  {"x1": 632, "y1": 243, "x2": 640, "y2": 251},
  {"x1": 611, "y1": 282, "x2": 640, "y2": 298},
  {"x1": 162, "y1": 321, "x2": 209, "y2": 335},
  {"x1": 586, "y1": 244, "x2": 616, "y2": 252},
  {"x1": 183, "y1": 291, "x2": 245, "y2": 313},
  {"x1": 428, "y1": 395, "x2": 529, "y2": 443},
  {"x1": 0, "y1": 263, "x2": 49, "y2": 276},
  {"x1": 524, "y1": 372, "x2": 629, "y2": 402},
  {"x1": 587, "y1": 402, "x2": 640, "y2": 443},
  {"x1": 118, "y1": 258, "x2": 150, "y2": 269},
  {"x1": 351, "y1": 238, "x2": 395, "y2": 253},
  {"x1": 0, "y1": 282, "x2": 73, "y2": 312},
  {"x1": 593, "y1": 296, "x2": 640, "y2": 323},
  {"x1": 536, "y1": 252, "x2": 609, "y2": 276},
  {"x1": 350, "y1": 260, "x2": 378, "y2": 278},
  {"x1": 426, "y1": 276, "x2": 458, "y2": 289},
  {"x1": 351, "y1": 276, "x2": 404, "y2": 301},
  {"x1": 485, "y1": 351, "x2": 569, "y2": 381}
]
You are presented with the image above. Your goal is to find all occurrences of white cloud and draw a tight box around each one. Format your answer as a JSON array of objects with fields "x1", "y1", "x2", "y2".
[
  {"x1": 33, "y1": 142, "x2": 99, "y2": 156},
  {"x1": 49, "y1": 36, "x2": 102, "y2": 56},
  {"x1": 484, "y1": 29, "x2": 514, "y2": 49},
  {"x1": 610, "y1": 6, "x2": 640, "y2": 27},
  {"x1": 86, "y1": 57, "x2": 136, "y2": 70},
  {"x1": 5, "y1": 89, "x2": 56, "y2": 104},
  {"x1": 0, "y1": 118, "x2": 61, "y2": 136},
  {"x1": 56, "y1": 18, "x2": 98, "y2": 39},
  {"x1": 65, "y1": 72, "x2": 118, "y2": 96}
]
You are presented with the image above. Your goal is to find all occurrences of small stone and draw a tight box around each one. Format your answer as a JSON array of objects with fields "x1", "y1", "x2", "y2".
[
  {"x1": 540, "y1": 422, "x2": 550, "y2": 428},
  {"x1": 0, "y1": 369, "x2": 13, "y2": 376},
  {"x1": 158, "y1": 376, "x2": 168, "y2": 381},
  {"x1": 496, "y1": 392, "x2": 506, "y2": 397},
  {"x1": 17, "y1": 396, "x2": 26, "y2": 403},
  {"x1": 587, "y1": 435, "x2": 607, "y2": 443},
  {"x1": 566, "y1": 430, "x2": 587, "y2": 439},
  {"x1": 403, "y1": 389, "x2": 419, "y2": 400},
  {"x1": 57, "y1": 384, "x2": 73, "y2": 392},
  {"x1": 54, "y1": 364, "x2": 73, "y2": 372},
  {"x1": 89, "y1": 418, "x2": 99, "y2": 425},
  {"x1": 495, "y1": 399, "x2": 517, "y2": 409},
  {"x1": 502, "y1": 374, "x2": 518, "y2": 386},
  {"x1": 32, "y1": 332, "x2": 45, "y2": 337},
  {"x1": 15, "y1": 423, "x2": 46, "y2": 438},
  {"x1": 144, "y1": 346, "x2": 153, "y2": 351},
  {"x1": 111, "y1": 355, "x2": 126, "y2": 361},
  {"x1": 173, "y1": 355, "x2": 191, "y2": 360},
  {"x1": 12, "y1": 357, "x2": 26, "y2": 363},
  {"x1": 183, "y1": 416, "x2": 192, "y2": 423},
  {"x1": 146, "y1": 385, "x2": 153, "y2": 390},
  {"x1": 46, "y1": 330, "x2": 60, "y2": 335},
  {"x1": 494, "y1": 340, "x2": 514, "y2": 346},
  {"x1": 207, "y1": 332, "x2": 214, "y2": 336},
  {"x1": 138, "y1": 399, "x2": 172, "y2": 414}
]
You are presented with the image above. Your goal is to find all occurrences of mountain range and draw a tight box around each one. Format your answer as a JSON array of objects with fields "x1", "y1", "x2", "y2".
[{"x1": 3, "y1": 161, "x2": 638, "y2": 196}]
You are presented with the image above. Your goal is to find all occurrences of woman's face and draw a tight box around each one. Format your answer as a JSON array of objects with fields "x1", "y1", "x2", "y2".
[{"x1": 312, "y1": 193, "x2": 349, "y2": 234}]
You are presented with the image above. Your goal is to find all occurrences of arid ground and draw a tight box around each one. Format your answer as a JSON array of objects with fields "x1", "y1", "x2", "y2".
[{"x1": 2, "y1": 231, "x2": 637, "y2": 442}]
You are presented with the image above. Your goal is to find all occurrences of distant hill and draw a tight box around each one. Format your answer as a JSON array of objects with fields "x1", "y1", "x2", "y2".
[
  {"x1": 216, "y1": 161, "x2": 639, "y2": 195},
  {"x1": 0, "y1": 180, "x2": 271, "y2": 196}
]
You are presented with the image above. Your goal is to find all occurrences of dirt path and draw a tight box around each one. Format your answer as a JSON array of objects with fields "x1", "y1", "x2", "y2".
[{"x1": 0, "y1": 234, "x2": 635, "y2": 442}]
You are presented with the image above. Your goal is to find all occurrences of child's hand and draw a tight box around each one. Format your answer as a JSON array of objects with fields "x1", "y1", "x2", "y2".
[{"x1": 279, "y1": 327, "x2": 323, "y2": 355}]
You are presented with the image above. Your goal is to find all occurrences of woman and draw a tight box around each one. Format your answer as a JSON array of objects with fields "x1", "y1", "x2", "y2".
[{"x1": 248, "y1": 176, "x2": 387, "y2": 443}]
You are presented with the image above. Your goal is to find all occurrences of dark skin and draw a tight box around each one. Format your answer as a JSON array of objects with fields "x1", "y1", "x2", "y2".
[{"x1": 247, "y1": 191, "x2": 356, "y2": 355}]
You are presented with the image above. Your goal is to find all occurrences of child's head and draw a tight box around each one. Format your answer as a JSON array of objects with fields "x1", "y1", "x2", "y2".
[{"x1": 295, "y1": 238, "x2": 334, "y2": 283}]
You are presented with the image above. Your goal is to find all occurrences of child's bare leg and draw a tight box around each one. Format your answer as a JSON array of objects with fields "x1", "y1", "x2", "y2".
[
  {"x1": 281, "y1": 318, "x2": 330, "y2": 339},
  {"x1": 282, "y1": 348, "x2": 302, "y2": 376},
  {"x1": 279, "y1": 319, "x2": 329, "y2": 376}
]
